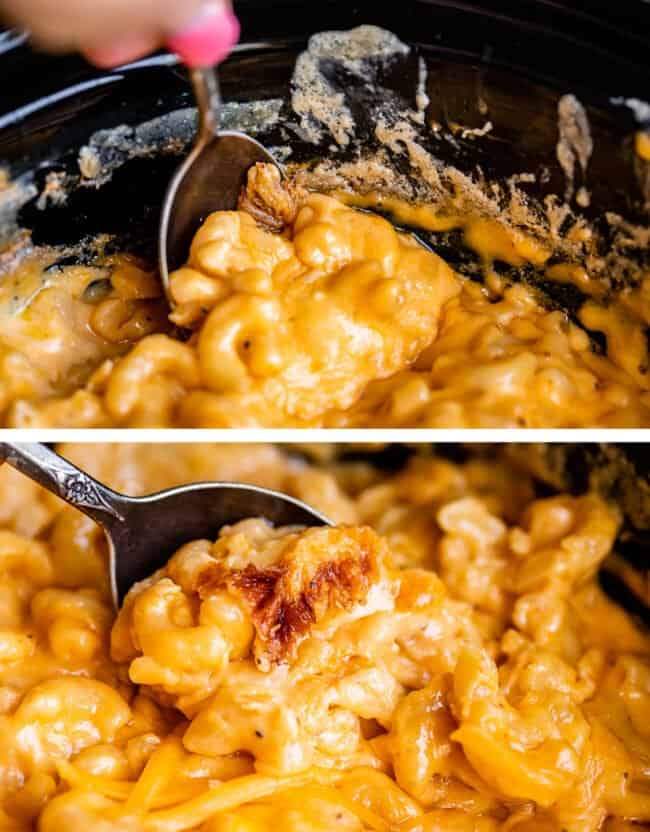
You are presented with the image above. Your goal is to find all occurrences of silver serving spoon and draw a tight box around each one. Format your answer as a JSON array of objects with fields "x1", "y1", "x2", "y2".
[
  {"x1": 158, "y1": 67, "x2": 280, "y2": 302},
  {"x1": 0, "y1": 443, "x2": 330, "y2": 607}
]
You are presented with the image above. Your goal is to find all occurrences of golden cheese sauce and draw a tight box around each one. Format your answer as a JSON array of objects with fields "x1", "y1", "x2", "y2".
[
  {"x1": 0, "y1": 444, "x2": 647, "y2": 832},
  {"x1": 1, "y1": 176, "x2": 650, "y2": 427},
  {"x1": 0, "y1": 254, "x2": 167, "y2": 425},
  {"x1": 635, "y1": 131, "x2": 650, "y2": 163}
]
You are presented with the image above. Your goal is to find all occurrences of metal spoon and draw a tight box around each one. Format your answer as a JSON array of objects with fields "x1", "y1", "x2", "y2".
[
  {"x1": 0, "y1": 443, "x2": 330, "y2": 607},
  {"x1": 158, "y1": 66, "x2": 280, "y2": 302}
]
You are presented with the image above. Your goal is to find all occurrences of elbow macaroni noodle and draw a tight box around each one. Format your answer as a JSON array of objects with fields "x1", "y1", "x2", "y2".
[
  {"x1": 2, "y1": 168, "x2": 650, "y2": 426},
  {"x1": 0, "y1": 443, "x2": 647, "y2": 830}
]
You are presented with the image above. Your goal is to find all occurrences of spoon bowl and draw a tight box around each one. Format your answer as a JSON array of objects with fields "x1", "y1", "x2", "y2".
[
  {"x1": 158, "y1": 67, "x2": 281, "y2": 302},
  {"x1": 1, "y1": 443, "x2": 330, "y2": 606}
]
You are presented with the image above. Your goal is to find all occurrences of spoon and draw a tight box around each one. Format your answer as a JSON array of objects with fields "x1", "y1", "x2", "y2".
[
  {"x1": 0, "y1": 443, "x2": 330, "y2": 607},
  {"x1": 158, "y1": 65, "x2": 281, "y2": 302}
]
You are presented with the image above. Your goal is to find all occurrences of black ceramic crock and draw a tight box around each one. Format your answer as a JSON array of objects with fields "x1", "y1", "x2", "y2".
[{"x1": 0, "y1": 0, "x2": 649, "y2": 252}]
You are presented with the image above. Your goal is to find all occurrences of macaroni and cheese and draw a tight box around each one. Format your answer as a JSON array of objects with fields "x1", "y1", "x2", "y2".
[
  {"x1": 2, "y1": 165, "x2": 650, "y2": 427},
  {"x1": 0, "y1": 443, "x2": 647, "y2": 831}
]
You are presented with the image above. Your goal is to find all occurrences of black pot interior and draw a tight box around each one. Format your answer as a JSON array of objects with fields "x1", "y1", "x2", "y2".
[{"x1": 0, "y1": 0, "x2": 649, "y2": 263}]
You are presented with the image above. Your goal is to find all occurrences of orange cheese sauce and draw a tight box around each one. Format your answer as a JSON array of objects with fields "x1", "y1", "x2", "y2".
[
  {"x1": 0, "y1": 444, "x2": 646, "y2": 831},
  {"x1": 1, "y1": 192, "x2": 649, "y2": 427},
  {"x1": 635, "y1": 131, "x2": 650, "y2": 162}
]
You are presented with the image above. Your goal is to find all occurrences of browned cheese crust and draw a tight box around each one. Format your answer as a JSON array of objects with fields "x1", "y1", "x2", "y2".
[
  {"x1": 237, "y1": 163, "x2": 302, "y2": 233},
  {"x1": 197, "y1": 526, "x2": 385, "y2": 667}
]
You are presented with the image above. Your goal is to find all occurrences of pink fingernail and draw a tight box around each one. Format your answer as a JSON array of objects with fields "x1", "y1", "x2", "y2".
[{"x1": 168, "y1": 6, "x2": 240, "y2": 68}]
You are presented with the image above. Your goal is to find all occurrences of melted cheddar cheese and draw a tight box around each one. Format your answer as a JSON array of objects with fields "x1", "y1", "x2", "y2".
[
  {"x1": 2, "y1": 169, "x2": 650, "y2": 427},
  {"x1": 0, "y1": 444, "x2": 647, "y2": 832}
]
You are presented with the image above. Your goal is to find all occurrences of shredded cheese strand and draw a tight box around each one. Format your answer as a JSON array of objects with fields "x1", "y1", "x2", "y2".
[
  {"x1": 55, "y1": 759, "x2": 207, "y2": 809},
  {"x1": 125, "y1": 737, "x2": 185, "y2": 812},
  {"x1": 143, "y1": 769, "x2": 344, "y2": 832},
  {"x1": 273, "y1": 784, "x2": 391, "y2": 832}
]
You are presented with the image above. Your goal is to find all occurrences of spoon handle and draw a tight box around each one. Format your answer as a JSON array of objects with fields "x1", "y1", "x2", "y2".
[
  {"x1": 191, "y1": 66, "x2": 222, "y2": 141},
  {"x1": 0, "y1": 442, "x2": 126, "y2": 527}
]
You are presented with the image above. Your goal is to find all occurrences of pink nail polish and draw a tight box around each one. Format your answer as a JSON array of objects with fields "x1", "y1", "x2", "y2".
[{"x1": 168, "y1": 6, "x2": 240, "y2": 68}]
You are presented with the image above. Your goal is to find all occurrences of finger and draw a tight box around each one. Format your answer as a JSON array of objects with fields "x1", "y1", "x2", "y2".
[
  {"x1": 167, "y1": 3, "x2": 240, "y2": 67},
  {"x1": 81, "y1": 33, "x2": 162, "y2": 68},
  {"x1": 84, "y1": 3, "x2": 239, "y2": 70},
  {"x1": 0, "y1": 0, "x2": 228, "y2": 53}
]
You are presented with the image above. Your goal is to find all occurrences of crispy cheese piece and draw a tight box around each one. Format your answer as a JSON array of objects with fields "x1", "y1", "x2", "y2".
[
  {"x1": 237, "y1": 163, "x2": 302, "y2": 233},
  {"x1": 197, "y1": 525, "x2": 389, "y2": 668},
  {"x1": 112, "y1": 522, "x2": 394, "y2": 684}
]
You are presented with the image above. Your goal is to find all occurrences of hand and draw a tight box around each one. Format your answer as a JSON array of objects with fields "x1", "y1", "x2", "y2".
[{"x1": 0, "y1": 0, "x2": 240, "y2": 68}]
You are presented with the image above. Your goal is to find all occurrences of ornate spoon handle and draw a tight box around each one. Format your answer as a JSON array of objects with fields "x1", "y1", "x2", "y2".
[{"x1": 0, "y1": 442, "x2": 125, "y2": 526}]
